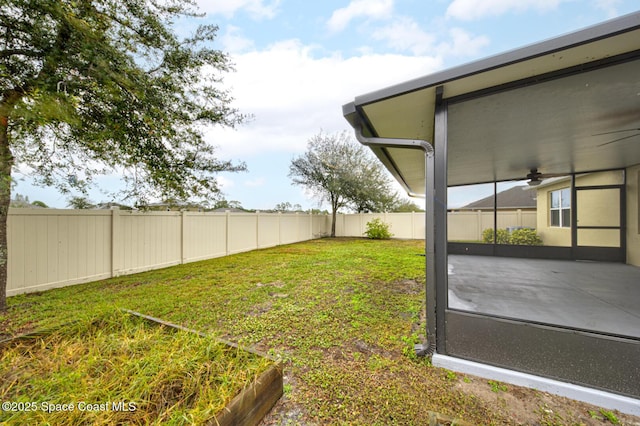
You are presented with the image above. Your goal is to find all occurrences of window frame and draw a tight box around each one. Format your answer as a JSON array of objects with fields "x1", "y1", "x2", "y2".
[{"x1": 550, "y1": 187, "x2": 571, "y2": 228}]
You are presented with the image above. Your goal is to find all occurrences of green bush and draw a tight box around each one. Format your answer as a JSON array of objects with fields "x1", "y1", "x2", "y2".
[
  {"x1": 364, "y1": 218, "x2": 393, "y2": 239},
  {"x1": 482, "y1": 228, "x2": 542, "y2": 246},
  {"x1": 509, "y1": 228, "x2": 543, "y2": 246},
  {"x1": 482, "y1": 228, "x2": 509, "y2": 244}
]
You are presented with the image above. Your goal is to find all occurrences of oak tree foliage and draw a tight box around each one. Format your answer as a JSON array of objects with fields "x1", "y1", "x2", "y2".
[{"x1": 0, "y1": 0, "x2": 247, "y2": 310}]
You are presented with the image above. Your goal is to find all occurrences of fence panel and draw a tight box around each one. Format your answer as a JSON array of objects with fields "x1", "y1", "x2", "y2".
[
  {"x1": 183, "y1": 213, "x2": 227, "y2": 262},
  {"x1": 114, "y1": 211, "x2": 182, "y2": 275},
  {"x1": 7, "y1": 209, "x2": 112, "y2": 295},
  {"x1": 228, "y1": 213, "x2": 258, "y2": 254},
  {"x1": 258, "y1": 213, "x2": 280, "y2": 248}
]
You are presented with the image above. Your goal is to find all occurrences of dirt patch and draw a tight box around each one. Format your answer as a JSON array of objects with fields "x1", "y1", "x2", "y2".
[
  {"x1": 259, "y1": 371, "x2": 316, "y2": 426},
  {"x1": 455, "y1": 375, "x2": 640, "y2": 425},
  {"x1": 391, "y1": 279, "x2": 422, "y2": 294}
]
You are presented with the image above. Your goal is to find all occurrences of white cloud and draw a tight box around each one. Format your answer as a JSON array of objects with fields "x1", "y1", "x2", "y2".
[
  {"x1": 195, "y1": 0, "x2": 281, "y2": 19},
  {"x1": 446, "y1": 0, "x2": 564, "y2": 21},
  {"x1": 220, "y1": 25, "x2": 255, "y2": 53},
  {"x1": 327, "y1": 0, "x2": 394, "y2": 33},
  {"x1": 370, "y1": 17, "x2": 489, "y2": 58},
  {"x1": 371, "y1": 17, "x2": 437, "y2": 55},
  {"x1": 437, "y1": 27, "x2": 490, "y2": 57},
  {"x1": 216, "y1": 175, "x2": 235, "y2": 190},
  {"x1": 205, "y1": 39, "x2": 442, "y2": 159},
  {"x1": 593, "y1": 0, "x2": 622, "y2": 18}
]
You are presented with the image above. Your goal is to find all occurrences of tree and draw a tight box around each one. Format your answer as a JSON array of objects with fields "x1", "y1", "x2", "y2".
[
  {"x1": 0, "y1": 1, "x2": 246, "y2": 310},
  {"x1": 274, "y1": 201, "x2": 302, "y2": 212},
  {"x1": 391, "y1": 199, "x2": 424, "y2": 212},
  {"x1": 289, "y1": 131, "x2": 398, "y2": 237},
  {"x1": 67, "y1": 195, "x2": 95, "y2": 209}
]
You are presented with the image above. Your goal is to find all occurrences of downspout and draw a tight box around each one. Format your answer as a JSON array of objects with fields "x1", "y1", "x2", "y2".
[{"x1": 353, "y1": 118, "x2": 437, "y2": 357}]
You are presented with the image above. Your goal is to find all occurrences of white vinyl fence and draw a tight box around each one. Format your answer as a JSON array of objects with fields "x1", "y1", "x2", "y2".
[
  {"x1": 7, "y1": 209, "x2": 536, "y2": 296},
  {"x1": 7, "y1": 209, "x2": 331, "y2": 296}
]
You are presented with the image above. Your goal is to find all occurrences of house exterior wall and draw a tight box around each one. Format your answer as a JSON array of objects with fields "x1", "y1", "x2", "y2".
[
  {"x1": 536, "y1": 169, "x2": 639, "y2": 266},
  {"x1": 627, "y1": 164, "x2": 640, "y2": 267},
  {"x1": 536, "y1": 179, "x2": 572, "y2": 247}
]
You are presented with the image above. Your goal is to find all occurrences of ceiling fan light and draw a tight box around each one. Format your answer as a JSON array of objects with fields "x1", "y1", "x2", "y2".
[{"x1": 528, "y1": 179, "x2": 542, "y2": 187}]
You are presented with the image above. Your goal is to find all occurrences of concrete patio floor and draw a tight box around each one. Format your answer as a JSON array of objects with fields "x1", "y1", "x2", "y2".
[{"x1": 447, "y1": 255, "x2": 640, "y2": 339}]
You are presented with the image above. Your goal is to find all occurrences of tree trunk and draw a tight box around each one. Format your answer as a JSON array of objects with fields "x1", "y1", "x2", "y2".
[
  {"x1": 0, "y1": 118, "x2": 12, "y2": 311},
  {"x1": 330, "y1": 194, "x2": 337, "y2": 238},
  {"x1": 0, "y1": 94, "x2": 18, "y2": 312}
]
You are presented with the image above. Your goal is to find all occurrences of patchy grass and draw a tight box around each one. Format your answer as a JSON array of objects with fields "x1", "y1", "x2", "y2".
[
  {"x1": 1, "y1": 238, "x2": 637, "y2": 425},
  {"x1": 1, "y1": 310, "x2": 272, "y2": 425}
]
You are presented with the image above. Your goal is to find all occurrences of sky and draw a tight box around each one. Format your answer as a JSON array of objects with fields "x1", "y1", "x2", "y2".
[{"x1": 14, "y1": 0, "x2": 640, "y2": 210}]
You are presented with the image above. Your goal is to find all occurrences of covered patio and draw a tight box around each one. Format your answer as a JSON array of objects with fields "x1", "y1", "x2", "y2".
[
  {"x1": 448, "y1": 255, "x2": 640, "y2": 339},
  {"x1": 343, "y1": 11, "x2": 640, "y2": 413}
]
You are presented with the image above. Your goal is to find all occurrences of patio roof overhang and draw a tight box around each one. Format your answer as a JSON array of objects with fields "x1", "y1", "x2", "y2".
[{"x1": 342, "y1": 11, "x2": 640, "y2": 194}]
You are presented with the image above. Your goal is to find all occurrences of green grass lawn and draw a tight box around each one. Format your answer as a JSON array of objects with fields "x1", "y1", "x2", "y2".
[
  {"x1": 1, "y1": 310, "x2": 273, "y2": 425},
  {"x1": 1, "y1": 238, "x2": 631, "y2": 425}
]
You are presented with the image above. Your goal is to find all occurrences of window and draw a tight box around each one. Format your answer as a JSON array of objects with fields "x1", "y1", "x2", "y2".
[{"x1": 550, "y1": 188, "x2": 571, "y2": 227}]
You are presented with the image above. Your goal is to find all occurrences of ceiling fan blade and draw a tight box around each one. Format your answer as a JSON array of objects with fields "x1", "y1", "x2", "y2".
[
  {"x1": 592, "y1": 128, "x2": 640, "y2": 136},
  {"x1": 539, "y1": 173, "x2": 569, "y2": 178},
  {"x1": 597, "y1": 133, "x2": 640, "y2": 147}
]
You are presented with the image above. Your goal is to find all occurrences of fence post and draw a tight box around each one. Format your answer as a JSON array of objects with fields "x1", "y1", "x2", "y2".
[
  {"x1": 278, "y1": 212, "x2": 282, "y2": 245},
  {"x1": 255, "y1": 210, "x2": 260, "y2": 248},
  {"x1": 111, "y1": 207, "x2": 120, "y2": 277},
  {"x1": 225, "y1": 210, "x2": 230, "y2": 256},
  {"x1": 180, "y1": 211, "x2": 186, "y2": 264},
  {"x1": 517, "y1": 209, "x2": 523, "y2": 227},
  {"x1": 411, "y1": 211, "x2": 415, "y2": 239}
]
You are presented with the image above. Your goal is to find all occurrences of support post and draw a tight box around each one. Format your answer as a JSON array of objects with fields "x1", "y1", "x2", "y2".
[{"x1": 434, "y1": 86, "x2": 448, "y2": 354}]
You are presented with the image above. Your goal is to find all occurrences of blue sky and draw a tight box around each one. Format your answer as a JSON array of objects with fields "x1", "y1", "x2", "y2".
[{"x1": 15, "y1": 0, "x2": 639, "y2": 209}]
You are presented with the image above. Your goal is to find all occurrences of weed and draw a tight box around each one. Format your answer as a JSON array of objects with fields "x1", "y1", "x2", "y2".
[
  {"x1": 488, "y1": 380, "x2": 508, "y2": 393},
  {"x1": 600, "y1": 408, "x2": 620, "y2": 424}
]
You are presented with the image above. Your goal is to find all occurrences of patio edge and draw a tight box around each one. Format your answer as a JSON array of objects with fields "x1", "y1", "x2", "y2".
[{"x1": 432, "y1": 353, "x2": 640, "y2": 416}]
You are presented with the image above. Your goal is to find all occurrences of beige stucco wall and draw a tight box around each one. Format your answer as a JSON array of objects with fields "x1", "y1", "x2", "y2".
[
  {"x1": 536, "y1": 169, "x2": 639, "y2": 266},
  {"x1": 536, "y1": 179, "x2": 572, "y2": 247},
  {"x1": 627, "y1": 164, "x2": 640, "y2": 267}
]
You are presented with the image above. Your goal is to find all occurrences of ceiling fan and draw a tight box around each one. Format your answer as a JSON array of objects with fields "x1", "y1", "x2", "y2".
[
  {"x1": 594, "y1": 128, "x2": 640, "y2": 147},
  {"x1": 526, "y1": 168, "x2": 567, "y2": 187}
]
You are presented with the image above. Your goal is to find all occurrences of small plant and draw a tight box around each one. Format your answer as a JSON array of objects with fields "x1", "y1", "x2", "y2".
[
  {"x1": 445, "y1": 370, "x2": 457, "y2": 381},
  {"x1": 283, "y1": 383, "x2": 293, "y2": 395},
  {"x1": 599, "y1": 408, "x2": 620, "y2": 424},
  {"x1": 364, "y1": 218, "x2": 393, "y2": 239},
  {"x1": 488, "y1": 380, "x2": 508, "y2": 393}
]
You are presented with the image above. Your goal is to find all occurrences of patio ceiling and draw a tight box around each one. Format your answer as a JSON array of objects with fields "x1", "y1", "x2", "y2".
[{"x1": 343, "y1": 12, "x2": 640, "y2": 194}]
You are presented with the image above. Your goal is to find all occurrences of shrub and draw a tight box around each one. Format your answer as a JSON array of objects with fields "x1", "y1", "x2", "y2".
[
  {"x1": 482, "y1": 227, "x2": 543, "y2": 245},
  {"x1": 482, "y1": 228, "x2": 509, "y2": 244},
  {"x1": 364, "y1": 218, "x2": 393, "y2": 239},
  {"x1": 509, "y1": 228, "x2": 543, "y2": 246}
]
